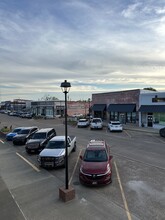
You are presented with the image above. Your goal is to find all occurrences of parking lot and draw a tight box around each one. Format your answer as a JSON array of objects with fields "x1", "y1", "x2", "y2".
[{"x1": 0, "y1": 114, "x2": 165, "y2": 220}]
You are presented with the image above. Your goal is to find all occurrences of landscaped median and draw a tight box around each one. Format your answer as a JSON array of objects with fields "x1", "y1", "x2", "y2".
[{"x1": 0, "y1": 126, "x2": 11, "y2": 138}]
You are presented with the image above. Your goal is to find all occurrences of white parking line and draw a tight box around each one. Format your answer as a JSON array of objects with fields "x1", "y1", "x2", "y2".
[
  {"x1": 114, "y1": 160, "x2": 132, "y2": 220},
  {"x1": 16, "y1": 152, "x2": 40, "y2": 172},
  {"x1": 69, "y1": 149, "x2": 82, "y2": 185},
  {"x1": 123, "y1": 130, "x2": 132, "y2": 138},
  {"x1": 0, "y1": 139, "x2": 4, "y2": 144}
]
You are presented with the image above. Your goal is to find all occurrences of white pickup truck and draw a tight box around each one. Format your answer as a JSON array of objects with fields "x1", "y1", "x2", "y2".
[{"x1": 38, "y1": 135, "x2": 76, "y2": 168}]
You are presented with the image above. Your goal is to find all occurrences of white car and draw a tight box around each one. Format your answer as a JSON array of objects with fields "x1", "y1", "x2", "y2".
[
  {"x1": 90, "y1": 118, "x2": 103, "y2": 130},
  {"x1": 108, "y1": 121, "x2": 123, "y2": 132},
  {"x1": 77, "y1": 119, "x2": 90, "y2": 128}
]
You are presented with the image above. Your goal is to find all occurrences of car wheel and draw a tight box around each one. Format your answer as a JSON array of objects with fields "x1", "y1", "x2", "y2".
[
  {"x1": 160, "y1": 128, "x2": 165, "y2": 137},
  {"x1": 26, "y1": 149, "x2": 30, "y2": 154},
  {"x1": 72, "y1": 142, "x2": 76, "y2": 152}
]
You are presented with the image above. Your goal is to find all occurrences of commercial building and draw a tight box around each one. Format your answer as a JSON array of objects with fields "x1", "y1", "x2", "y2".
[
  {"x1": 31, "y1": 100, "x2": 65, "y2": 118},
  {"x1": 31, "y1": 100, "x2": 91, "y2": 118},
  {"x1": 92, "y1": 89, "x2": 165, "y2": 128},
  {"x1": 139, "y1": 92, "x2": 165, "y2": 129}
]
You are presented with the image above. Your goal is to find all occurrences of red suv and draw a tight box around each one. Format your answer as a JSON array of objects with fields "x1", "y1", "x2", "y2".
[{"x1": 79, "y1": 140, "x2": 113, "y2": 186}]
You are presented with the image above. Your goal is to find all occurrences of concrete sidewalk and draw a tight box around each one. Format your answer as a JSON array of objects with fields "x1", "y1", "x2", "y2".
[{"x1": 123, "y1": 123, "x2": 159, "y2": 134}]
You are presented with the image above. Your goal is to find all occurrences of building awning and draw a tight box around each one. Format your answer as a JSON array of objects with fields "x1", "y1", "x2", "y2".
[
  {"x1": 92, "y1": 104, "x2": 106, "y2": 111},
  {"x1": 107, "y1": 104, "x2": 136, "y2": 112},
  {"x1": 139, "y1": 105, "x2": 165, "y2": 113}
]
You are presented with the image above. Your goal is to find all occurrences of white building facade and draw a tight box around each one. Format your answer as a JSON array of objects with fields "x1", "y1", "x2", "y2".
[{"x1": 139, "y1": 92, "x2": 165, "y2": 129}]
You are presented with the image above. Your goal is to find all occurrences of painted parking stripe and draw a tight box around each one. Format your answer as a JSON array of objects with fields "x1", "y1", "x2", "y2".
[
  {"x1": 123, "y1": 130, "x2": 132, "y2": 138},
  {"x1": 69, "y1": 149, "x2": 82, "y2": 185},
  {"x1": 0, "y1": 139, "x2": 4, "y2": 144},
  {"x1": 114, "y1": 161, "x2": 132, "y2": 220},
  {"x1": 16, "y1": 152, "x2": 40, "y2": 172}
]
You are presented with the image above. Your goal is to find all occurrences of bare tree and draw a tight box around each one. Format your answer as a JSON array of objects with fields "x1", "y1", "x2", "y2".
[{"x1": 143, "y1": 87, "x2": 157, "y2": 91}]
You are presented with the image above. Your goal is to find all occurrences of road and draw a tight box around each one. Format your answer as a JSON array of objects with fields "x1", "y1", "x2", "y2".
[{"x1": 0, "y1": 114, "x2": 165, "y2": 220}]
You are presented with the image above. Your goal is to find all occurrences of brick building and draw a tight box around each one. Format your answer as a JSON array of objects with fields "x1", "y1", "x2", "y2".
[
  {"x1": 92, "y1": 89, "x2": 165, "y2": 128},
  {"x1": 92, "y1": 89, "x2": 140, "y2": 123}
]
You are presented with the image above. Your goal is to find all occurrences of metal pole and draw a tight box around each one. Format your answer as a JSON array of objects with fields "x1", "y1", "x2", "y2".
[{"x1": 65, "y1": 91, "x2": 69, "y2": 189}]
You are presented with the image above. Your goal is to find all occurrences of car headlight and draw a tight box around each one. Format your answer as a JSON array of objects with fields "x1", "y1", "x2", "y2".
[
  {"x1": 57, "y1": 155, "x2": 64, "y2": 162},
  {"x1": 105, "y1": 164, "x2": 111, "y2": 175},
  {"x1": 80, "y1": 167, "x2": 91, "y2": 176}
]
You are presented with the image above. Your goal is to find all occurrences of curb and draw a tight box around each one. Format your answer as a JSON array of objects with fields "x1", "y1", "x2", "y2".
[{"x1": 0, "y1": 131, "x2": 7, "y2": 139}]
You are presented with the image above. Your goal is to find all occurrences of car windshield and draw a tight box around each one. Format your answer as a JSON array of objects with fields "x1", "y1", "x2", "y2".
[
  {"x1": 92, "y1": 119, "x2": 101, "y2": 123},
  {"x1": 32, "y1": 133, "x2": 46, "y2": 139},
  {"x1": 83, "y1": 149, "x2": 108, "y2": 162},
  {"x1": 13, "y1": 128, "x2": 21, "y2": 133},
  {"x1": 79, "y1": 119, "x2": 87, "y2": 122},
  {"x1": 111, "y1": 122, "x2": 120, "y2": 125},
  {"x1": 18, "y1": 129, "x2": 30, "y2": 134},
  {"x1": 46, "y1": 141, "x2": 65, "y2": 149}
]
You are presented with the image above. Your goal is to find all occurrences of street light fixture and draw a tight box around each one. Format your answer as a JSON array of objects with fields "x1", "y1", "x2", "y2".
[{"x1": 59, "y1": 80, "x2": 75, "y2": 202}]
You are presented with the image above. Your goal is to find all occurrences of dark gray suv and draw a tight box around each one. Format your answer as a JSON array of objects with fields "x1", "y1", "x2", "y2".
[
  {"x1": 25, "y1": 128, "x2": 56, "y2": 153},
  {"x1": 13, "y1": 126, "x2": 39, "y2": 145}
]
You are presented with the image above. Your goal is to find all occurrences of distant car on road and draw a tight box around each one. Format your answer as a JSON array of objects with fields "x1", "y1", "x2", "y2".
[
  {"x1": 159, "y1": 127, "x2": 165, "y2": 137},
  {"x1": 13, "y1": 126, "x2": 38, "y2": 145},
  {"x1": 108, "y1": 121, "x2": 123, "y2": 132},
  {"x1": 77, "y1": 119, "x2": 90, "y2": 128},
  {"x1": 90, "y1": 118, "x2": 103, "y2": 130},
  {"x1": 79, "y1": 139, "x2": 113, "y2": 186},
  {"x1": 6, "y1": 127, "x2": 24, "y2": 141},
  {"x1": 25, "y1": 128, "x2": 56, "y2": 153}
]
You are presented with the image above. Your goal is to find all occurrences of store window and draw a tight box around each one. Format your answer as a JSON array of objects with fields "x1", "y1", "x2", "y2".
[{"x1": 153, "y1": 113, "x2": 165, "y2": 126}]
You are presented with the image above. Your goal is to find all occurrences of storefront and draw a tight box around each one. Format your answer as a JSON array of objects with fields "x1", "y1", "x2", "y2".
[
  {"x1": 139, "y1": 105, "x2": 165, "y2": 128},
  {"x1": 31, "y1": 101, "x2": 65, "y2": 118},
  {"x1": 107, "y1": 104, "x2": 136, "y2": 123},
  {"x1": 92, "y1": 104, "x2": 106, "y2": 119}
]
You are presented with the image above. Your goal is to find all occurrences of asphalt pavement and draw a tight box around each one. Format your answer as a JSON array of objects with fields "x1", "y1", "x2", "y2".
[{"x1": 0, "y1": 118, "x2": 162, "y2": 220}]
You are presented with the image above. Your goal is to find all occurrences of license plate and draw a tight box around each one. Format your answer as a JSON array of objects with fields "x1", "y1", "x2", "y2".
[
  {"x1": 44, "y1": 162, "x2": 54, "y2": 166},
  {"x1": 92, "y1": 181, "x2": 97, "y2": 185}
]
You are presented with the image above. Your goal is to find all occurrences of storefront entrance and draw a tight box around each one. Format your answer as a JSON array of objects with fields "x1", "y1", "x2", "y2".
[{"x1": 147, "y1": 115, "x2": 153, "y2": 127}]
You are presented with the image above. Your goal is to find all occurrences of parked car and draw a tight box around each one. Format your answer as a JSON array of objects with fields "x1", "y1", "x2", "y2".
[
  {"x1": 79, "y1": 139, "x2": 113, "y2": 186},
  {"x1": 108, "y1": 121, "x2": 123, "y2": 132},
  {"x1": 38, "y1": 135, "x2": 76, "y2": 168},
  {"x1": 77, "y1": 119, "x2": 90, "y2": 128},
  {"x1": 13, "y1": 126, "x2": 38, "y2": 145},
  {"x1": 25, "y1": 128, "x2": 56, "y2": 153},
  {"x1": 159, "y1": 127, "x2": 165, "y2": 137},
  {"x1": 71, "y1": 113, "x2": 83, "y2": 118},
  {"x1": 90, "y1": 118, "x2": 103, "y2": 130},
  {"x1": 6, "y1": 127, "x2": 24, "y2": 141}
]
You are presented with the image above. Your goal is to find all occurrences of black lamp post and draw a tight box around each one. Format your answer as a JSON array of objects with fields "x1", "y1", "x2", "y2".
[
  {"x1": 88, "y1": 98, "x2": 91, "y2": 115},
  {"x1": 60, "y1": 80, "x2": 71, "y2": 190}
]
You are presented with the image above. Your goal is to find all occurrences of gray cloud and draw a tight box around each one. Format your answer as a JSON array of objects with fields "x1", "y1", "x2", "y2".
[{"x1": 0, "y1": 0, "x2": 165, "y2": 101}]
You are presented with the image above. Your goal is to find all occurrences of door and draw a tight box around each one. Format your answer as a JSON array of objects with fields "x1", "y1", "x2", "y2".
[{"x1": 147, "y1": 115, "x2": 153, "y2": 127}]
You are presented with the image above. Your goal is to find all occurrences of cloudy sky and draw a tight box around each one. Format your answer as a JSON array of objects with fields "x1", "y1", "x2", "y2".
[{"x1": 1, "y1": 0, "x2": 165, "y2": 101}]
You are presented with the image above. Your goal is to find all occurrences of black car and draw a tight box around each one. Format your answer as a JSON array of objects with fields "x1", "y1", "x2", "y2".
[
  {"x1": 25, "y1": 128, "x2": 56, "y2": 153},
  {"x1": 159, "y1": 127, "x2": 165, "y2": 137},
  {"x1": 13, "y1": 126, "x2": 38, "y2": 145}
]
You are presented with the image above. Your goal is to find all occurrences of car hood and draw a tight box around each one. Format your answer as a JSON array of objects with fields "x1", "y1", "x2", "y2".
[
  {"x1": 26, "y1": 139, "x2": 44, "y2": 144},
  {"x1": 81, "y1": 161, "x2": 108, "y2": 174},
  {"x1": 7, "y1": 132, "x2": 17, "y2": 137},
  {"x1": 39, "y1": 148, "x2": 65, "y2": 157},
  {"x1": 14, "y1": 134, "x2": 27, "y2": 139}
]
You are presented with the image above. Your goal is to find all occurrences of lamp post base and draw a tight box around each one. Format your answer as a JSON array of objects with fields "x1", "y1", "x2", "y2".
[{"x1": 59, "y1": 186, "x2": 75, "y2": 202}]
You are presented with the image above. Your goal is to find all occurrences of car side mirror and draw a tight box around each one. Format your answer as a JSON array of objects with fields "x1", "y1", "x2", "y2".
[{"x1": 80, "y1": 155, "x2": 83, "y2": 160}]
